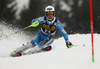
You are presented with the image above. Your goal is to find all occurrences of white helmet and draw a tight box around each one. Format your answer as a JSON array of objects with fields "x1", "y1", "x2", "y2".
[
  {"x1": 45, "y1": 5, "x2": 55, "y2": 12},
  {"x1": 45, "y1": 5, "x2": 55, "y2": 21}
]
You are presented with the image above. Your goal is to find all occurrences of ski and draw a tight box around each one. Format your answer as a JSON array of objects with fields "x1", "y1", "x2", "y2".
[
  {"x1": 10, "y1": 35, "x2": 53, "y2": 57},
  {"x1": 22, "y1": 35, "x2": 53, "y2": 55}
]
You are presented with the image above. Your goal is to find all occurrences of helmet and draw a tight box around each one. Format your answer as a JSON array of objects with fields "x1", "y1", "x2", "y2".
[
  {"x1": 45, "y1": 5, "x2": 55, "y2": 21},
  {"x1": 45, "y1": 5, "x2": 55, "y2": 12}
]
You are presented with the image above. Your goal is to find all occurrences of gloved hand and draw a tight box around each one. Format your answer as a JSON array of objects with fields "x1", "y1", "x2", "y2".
[
  {"x1": 66, "y1": 40, "x2": 73, "y2": 48},
  {"x1": 31, "y1": 20, "x2": 39, "y2": 27}
]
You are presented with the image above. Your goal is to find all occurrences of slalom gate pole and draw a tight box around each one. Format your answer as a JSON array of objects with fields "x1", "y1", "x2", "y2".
[{"x1": 89, "y1": 0, "x2": 94, "y2": 62}]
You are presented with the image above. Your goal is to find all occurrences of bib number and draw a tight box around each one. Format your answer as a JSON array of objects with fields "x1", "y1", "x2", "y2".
[{"x1": 45, "y1": 29, "x2": 51, "y2": 34}]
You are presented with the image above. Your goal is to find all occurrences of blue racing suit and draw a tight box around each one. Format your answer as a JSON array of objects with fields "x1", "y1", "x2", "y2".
[{"x1": 31, "y1": 16, "x2": 69, "y2": 46}]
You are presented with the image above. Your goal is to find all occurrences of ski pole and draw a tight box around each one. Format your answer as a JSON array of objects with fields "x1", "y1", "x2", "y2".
[
  {"x1": 73, "y1": 44, "x2": 85, "y2": 47},
  {"x1": 0, "y1": 21, "x2": 39, "y2": 41}
]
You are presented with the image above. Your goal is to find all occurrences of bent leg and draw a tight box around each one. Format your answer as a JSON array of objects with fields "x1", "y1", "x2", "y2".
[
  {"x1": 15, "y1": 31, "x2": 41, "y2": 53},
  {"x1": 10, "y1": 31, "x2": 41, "y2": 57},
  {"x1": 16, "y1": 43, "x2": 35, "y2": 53}
]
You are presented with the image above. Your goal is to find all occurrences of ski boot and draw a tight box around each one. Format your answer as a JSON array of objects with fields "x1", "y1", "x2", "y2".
[
  {"x1": 42, "y1": 46, "x2": 52, "y2": 51},
  {"x1": 10, "y1": 50, "x2": 22, "y2": 57},
  {"x1": 29, "y1": 46, "x2": 52, "y2": 54}
]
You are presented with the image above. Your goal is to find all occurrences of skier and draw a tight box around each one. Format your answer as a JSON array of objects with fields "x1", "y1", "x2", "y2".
[{"x1": 10, "y1": 5, "x2": 73, "y2": 57}]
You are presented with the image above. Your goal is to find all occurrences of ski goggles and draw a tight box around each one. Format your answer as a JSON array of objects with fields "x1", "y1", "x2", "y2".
[{"x1": 46, "y1": 11, "x2": 54, "y2": 15}]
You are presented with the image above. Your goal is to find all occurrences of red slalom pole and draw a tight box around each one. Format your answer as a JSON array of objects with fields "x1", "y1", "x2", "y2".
[{"x1": 89, "y1": 0, "x2": 94, "y2": 62}]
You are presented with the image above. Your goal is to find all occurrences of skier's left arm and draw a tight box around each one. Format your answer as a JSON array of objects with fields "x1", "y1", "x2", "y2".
[{"x1": 56, "y1": 20, "x2": 73, "y2": 48}]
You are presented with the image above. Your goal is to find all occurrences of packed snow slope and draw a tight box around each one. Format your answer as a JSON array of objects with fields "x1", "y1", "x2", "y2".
[{"x1": 0, "y1": 24, "x2": 100, "y2": 69}]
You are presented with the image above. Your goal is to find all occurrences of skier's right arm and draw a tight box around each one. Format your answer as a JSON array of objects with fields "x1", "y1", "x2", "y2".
[{"x1": 31, "y1": 16, "x2": 45, "y2": 24}]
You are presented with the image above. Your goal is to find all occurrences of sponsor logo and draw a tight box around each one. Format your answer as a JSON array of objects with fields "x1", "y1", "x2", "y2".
[
  {"x1": 62, "y1": 29, "x2": 66, "y2": 34},
  {"x1": 39, "y1": 18, "x2": 44, "y2": 21},
  {"x1": 42, "y1": 24, "x2": 56, "y2": 31},
  {"x1": 47, "y1": 8, "x2": 52, "y2": 10},
  {"x1": 58, "y1": 24, "x2": 62, "y2": 29}
]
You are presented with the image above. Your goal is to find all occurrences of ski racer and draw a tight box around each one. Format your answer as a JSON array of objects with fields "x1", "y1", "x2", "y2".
[{"x1": 10, "y1": 5, "x2": 73, "y2": 57}]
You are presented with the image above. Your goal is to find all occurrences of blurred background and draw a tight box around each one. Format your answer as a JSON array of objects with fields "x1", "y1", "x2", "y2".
[{"x1": 0, "y1": 0, "x2": 100, "y2": 39}]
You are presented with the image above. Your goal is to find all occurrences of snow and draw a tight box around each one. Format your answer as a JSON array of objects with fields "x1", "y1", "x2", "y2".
[{"x1": 0, "y1": 25, "x2": 100, "y2": 69}]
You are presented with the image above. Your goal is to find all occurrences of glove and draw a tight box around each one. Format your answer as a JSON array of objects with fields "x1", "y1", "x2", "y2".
[
  {"x1": 66, "y1": 41, "x2": 73, "y2": 48},
  {"x1": 31, "y1": 20, "x2": 39, "y2": 27}
]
